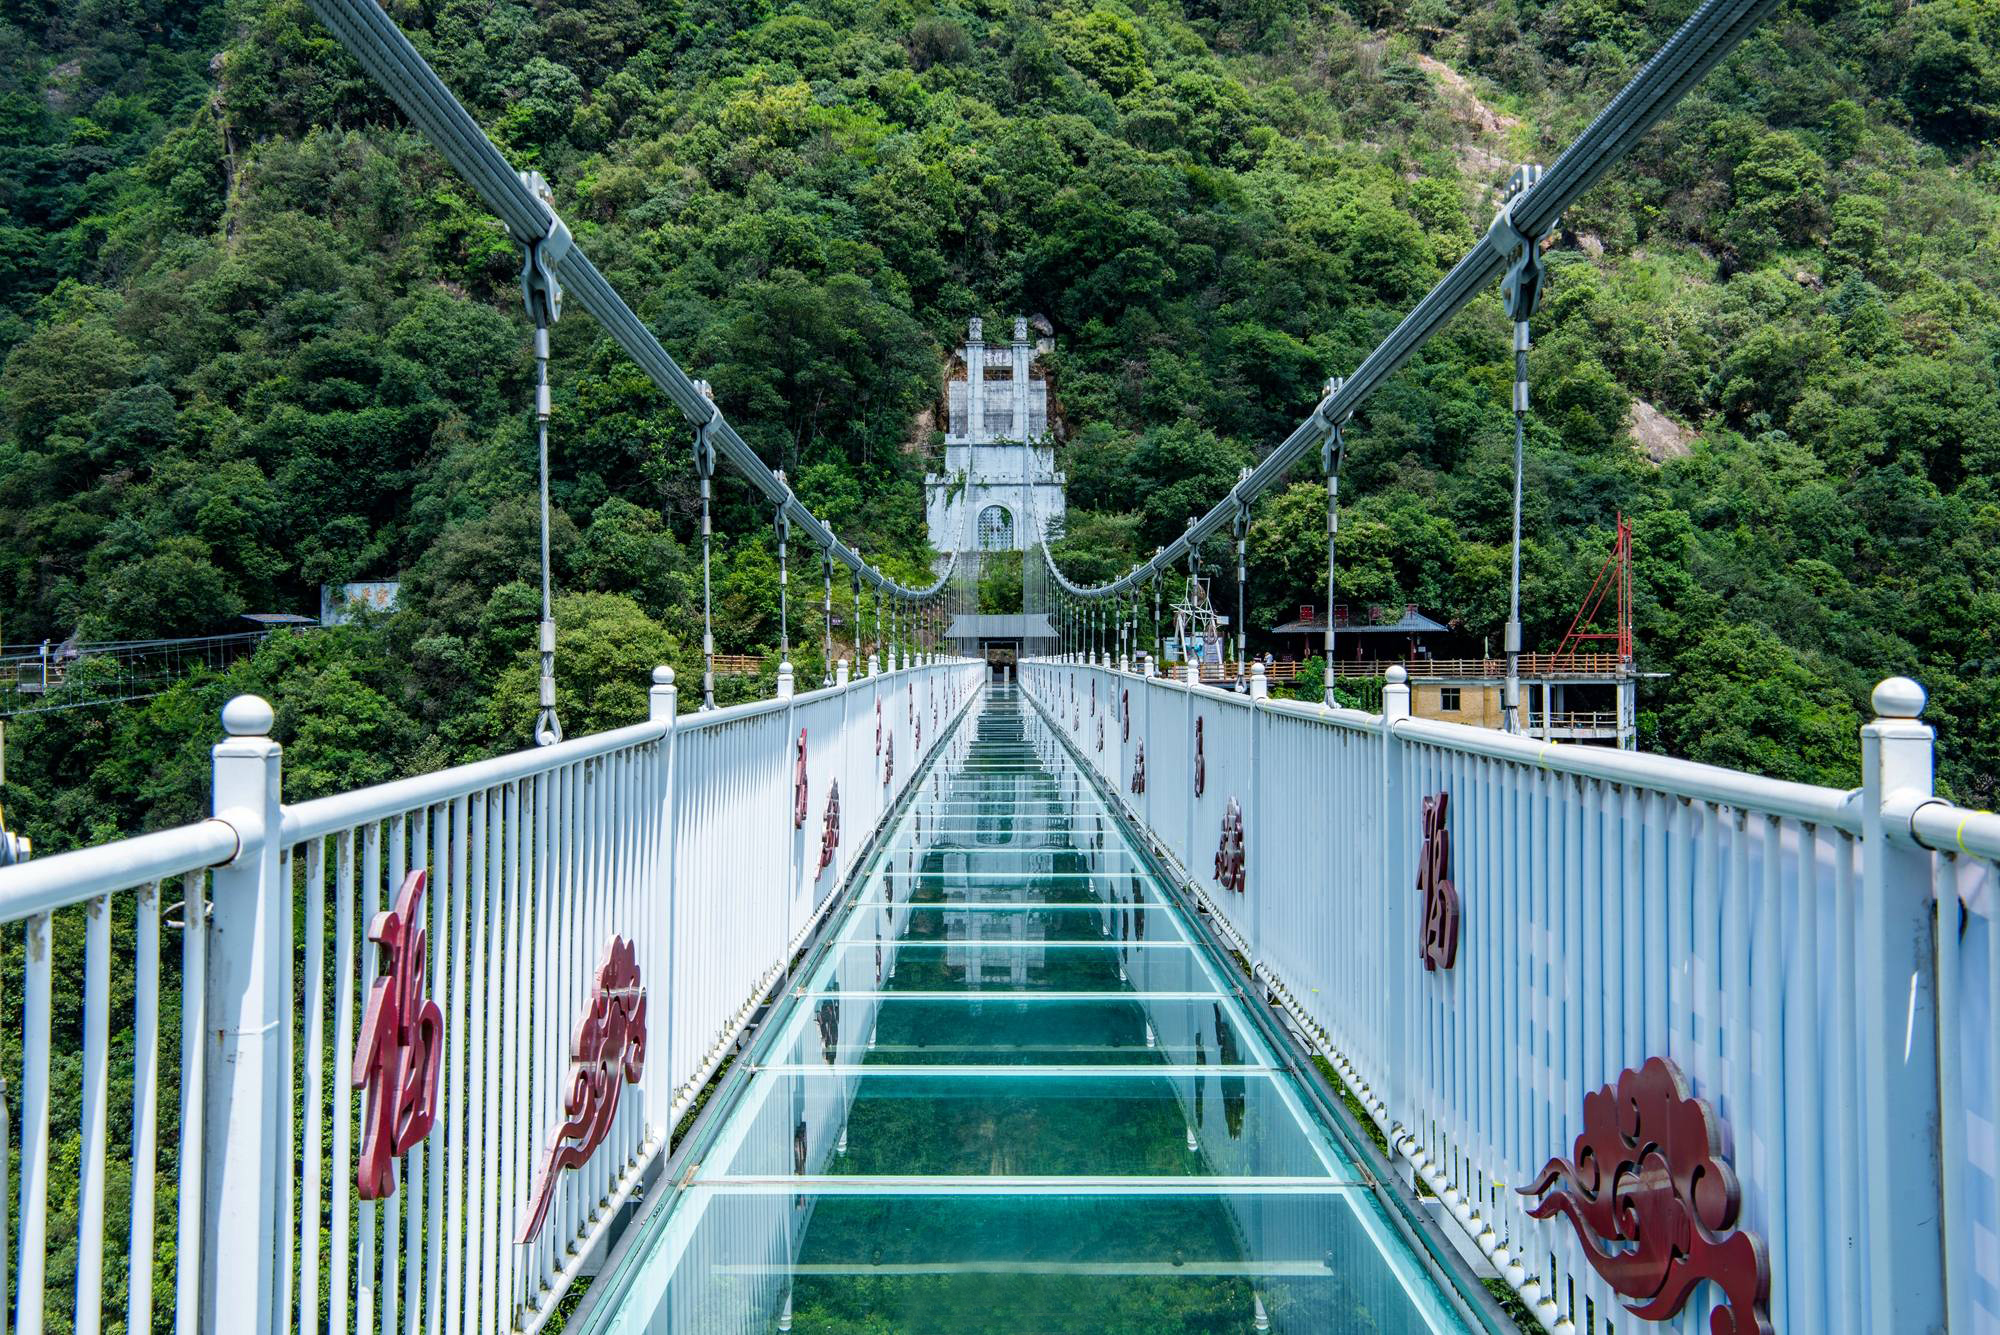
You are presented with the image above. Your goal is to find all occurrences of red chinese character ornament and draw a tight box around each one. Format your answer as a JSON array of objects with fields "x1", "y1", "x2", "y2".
[
  {"x1": 517, "y1": 936, "x2": 648, "y2": 1244},
  {"x1": 353, "y1": 869, "x2": 444, "y2": 1200}
]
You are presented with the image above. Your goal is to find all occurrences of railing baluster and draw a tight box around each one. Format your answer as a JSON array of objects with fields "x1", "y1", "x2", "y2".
[
  {"x1": 385, "y1": 810, "x2": 406, "y2": 1334},
  {"x1": 461, "y1": 790, "x2": 488, "y2": 1335},
  {"x1": 16, "y1": 911, "x2": 50, "y2": 1335},
  {"x1": 127, "y1": 881, "x2": 162, "y2": 1335},
  {"x1": 300, "y1": 839, "x2": 327, "y2": 1333},
  {"x1": 75, "y1": 893, "x2": 111, "y2": 1335},
  {"x1": 332, "y1": 830, "x2": 357, "y2": 1335},
  {"x1": 176, "y1": 871, "x2": 207, "y2": 1335},
  {"x1": 278, "y1": 840, "x2": 297, "y2": 1335},
  {"x1": 497, "y1": 780, "x2": 524, "y2": 1328},
  {"x1": 359, "y1": 820, "x2": 380, "y2": 1335},
  {"x1": 403, "y1": 807, "x2": 431, "y2": 1335},
  {"x1": 425, "y1": 801, "x2": 450, "y2": 1335},
  {"x1": 527, "y1": 768, "x2": 551, "y2": 1307}
]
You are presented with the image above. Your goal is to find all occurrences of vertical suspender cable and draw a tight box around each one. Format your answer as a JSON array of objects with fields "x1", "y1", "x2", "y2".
[
  {"x1": 775, "y1": 504, "x2": 790, "y2": 671},
  {"x1": 1322, "y1": 376, "x2": 1347, "y2": 707},
  {"x1": 822, "y1": 548, "x2": 834, "y2": 685},
  {"x1": 1233, "y1": 495, "x2": 1250, "y2": 692},
  {"x1": 532, "y1": 307, "x2": 561, "y2": 745},
  {"x1": 694, "y1": 385, "x2": 718, "y2": 711},
  {"x1": 1497, "y1": 165, "x2": 1551, "y2": 736},
  {"x1": 515, "y1": 170, "x2": 570, "y2": 747},
  {"x1": 1153, "y1": 574, "x2": 1163, "y2": 667},
  {"x1": 1186, "y1": 537, "x2": 1199, "y2": 672},
  {"x1": 1505, "y1": 326, "x2": 1527, "y2": 733},
  {"x1": 305, "y1": 0, "x2": 1775, "y2": 618},
  {"x1": 852, "y1": 565, "x2": 863, "y2": 671}
]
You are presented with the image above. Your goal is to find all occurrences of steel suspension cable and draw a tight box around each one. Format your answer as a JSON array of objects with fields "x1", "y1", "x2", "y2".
[
  {"x1": 301, "y1": 0, "x2": 956, "y2": 603},
  {"x1": 1003, "y1": 0, "x2": 1780, "y2": 602}
]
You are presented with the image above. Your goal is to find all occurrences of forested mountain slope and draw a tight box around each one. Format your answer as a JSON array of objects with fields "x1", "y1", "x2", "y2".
[{"x1": 0, "y1": 0, "x2": 1994, "y2": 854}]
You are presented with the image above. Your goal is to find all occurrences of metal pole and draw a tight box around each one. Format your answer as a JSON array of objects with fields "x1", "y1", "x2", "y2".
[
  {"x1": 695, "y1": 407, "x2": 717, "y2": 711},
  {"x1": 775, "y1": 505, "x2": 790, "y2": 670},
  {"x1": 821, "y1": 546, "x2": 834, "y2": 687},
  {"x1": 1322, "y1": 377, "x2": 1346, "y2": 707},
  {"x1": 1153, "y1": 575, "x2": 1163, "y2": 665},
  {"x1": 531, "y1": 290, "x2": 561, "y2": 745},
  {"x1": 1859, "y1": 680, "x2": 1946, "y2": 1330},
  {"x1": 1498, "y1": 164, "x2": 1549, "y2": 736},
  {"x1": 1233, "y1": 498, "x2": 1249, "y2": 693},
  {"x1": 205, "y1": 696, "x2": 287, "y2": 1329},
  {"x1": 1504, "y1": 322, "x2": 1526, "y2": 735}
]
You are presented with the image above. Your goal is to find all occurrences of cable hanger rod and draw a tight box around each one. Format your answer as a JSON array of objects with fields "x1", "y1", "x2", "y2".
[
  {"x1": 1028, "y1": 0, "x2": 1778, "y2": 599},
  {"x1": 304, "y1": 0, "x2": 954, "y2": 600}
]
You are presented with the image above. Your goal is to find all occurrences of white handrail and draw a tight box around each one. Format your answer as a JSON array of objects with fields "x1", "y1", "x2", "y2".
[
  {"x1": 1390, "y1": 713, "x2": 1863, "y2": 831},
  {"x1": 281, "y1": 716, "x2": 669, "y2": 842},
  {"x1": 0, "y1": 819, "x2": 239, "y2": 922},
  {"x1": 1912, "y1": 799, "x2": 2000, "y2": 860}
]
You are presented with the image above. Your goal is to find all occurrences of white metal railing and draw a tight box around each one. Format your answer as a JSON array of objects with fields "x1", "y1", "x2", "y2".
[
  {"x1": 1021, "y1": 654, "x2": 1994, "y2": 1335},
  {"x1": 0, "y1": 655, "x2": 982, "y2": 1334}
]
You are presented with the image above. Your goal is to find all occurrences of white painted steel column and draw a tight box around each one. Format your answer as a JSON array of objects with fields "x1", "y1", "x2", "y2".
[
  {"x1": 1859, "y1": 677, "x2": 1945, "y2": 1332},
  {"x1": 203, "y1": 696, "x2": 286, "y2": 1332},
  {"x1": 650, "y1": 668, "x2": 678, "y2": 1149},
  {"x1": 1380, "y1": 667, "x2": 1412, "y2": 1140},
  {"x1": 1248, "y1": 672, "x2": 1263, "y2": 979}
]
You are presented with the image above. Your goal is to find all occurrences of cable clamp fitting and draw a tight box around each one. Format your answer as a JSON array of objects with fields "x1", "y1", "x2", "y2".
[
  {"x1": 693, "y1": 402, "x2": 718, "y2": 481},
  {"x1": 1487, "y1": 164, "x2": 1554, "y2": 322},
  {"x1": 1319, "y1": 376, "x2": 1349, "y2": 474},
  {"x1": 514, "y1": 170, "x2": 572, "y2": 327}
]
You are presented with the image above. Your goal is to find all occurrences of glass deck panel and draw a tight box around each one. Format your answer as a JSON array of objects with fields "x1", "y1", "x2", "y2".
[{"x1": 584, "y1": 686, "x2": 1475, "y2": 1334}]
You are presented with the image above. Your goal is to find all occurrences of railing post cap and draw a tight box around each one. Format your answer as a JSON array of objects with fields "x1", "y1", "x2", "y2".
[
  {"x1": 1872, "y1": 676, "x2": 1926, "y2": 720},
  {"x1": 653, "y1": 665, "x2": 675, "y2": 686},
  {"x1": 1385, "y1": 665, "x2": 1409, "y2": 685},
  {"x1": 221, "y1": 695, "x2": 274, "y2": 737}
]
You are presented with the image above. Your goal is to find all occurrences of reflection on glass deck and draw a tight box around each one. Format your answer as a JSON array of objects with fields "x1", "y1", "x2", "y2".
[{"x1": 583, "y1": 688, "x2": 1470, "y2": 1334}]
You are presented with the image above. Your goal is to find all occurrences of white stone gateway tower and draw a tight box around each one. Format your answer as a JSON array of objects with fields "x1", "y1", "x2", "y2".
[{"x1": 925, "y1": 316, "x2": 1066, "y2": 553}]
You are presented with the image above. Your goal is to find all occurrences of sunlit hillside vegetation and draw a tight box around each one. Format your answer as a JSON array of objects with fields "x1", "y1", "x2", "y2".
[{"x1": 1, "y1": 0, "x2": 1996, "y2": 858}]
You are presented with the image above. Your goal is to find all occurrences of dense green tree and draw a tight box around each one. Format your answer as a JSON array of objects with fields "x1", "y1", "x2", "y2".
[{"x1": 0, "y1": 0, "x2": 1994, "y2": 862}]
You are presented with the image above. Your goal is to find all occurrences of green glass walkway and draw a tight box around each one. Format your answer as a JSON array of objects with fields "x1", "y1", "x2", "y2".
[{"x1": 581, "y1": 687, "x2": 1478, "y2": 1334}]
